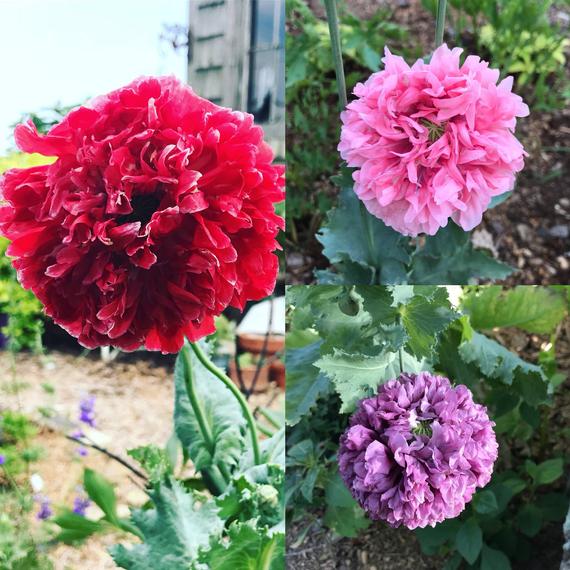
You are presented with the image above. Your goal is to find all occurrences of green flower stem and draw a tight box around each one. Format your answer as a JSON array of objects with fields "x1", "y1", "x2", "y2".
[
  {"x1": 399, "y1": 348, "x2": 404, "y2": 374},
  {"x1": 324, "y1": 0, "x2": 348, "y2": 110},
  {"x1": 180, "y1": 345, "x2": 228, "y2": 495},
  {"x1": 190, "y1": 342, "x2": 262, "y2": 466},
  {"x1": 435, "y1": 0, "x2": 447, "y2": 48},
  {"x1": 259, "y1": 535, "x2": 278, "y2": 570}
]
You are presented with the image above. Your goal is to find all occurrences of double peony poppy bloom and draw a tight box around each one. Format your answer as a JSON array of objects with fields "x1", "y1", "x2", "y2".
[
  {"x1": 0, "y1": 77, "x2": 284, "y2": 353},
  {"x1": 339, "y1": 44, "x2": 529, "y2": 236},
  {"x1": 338, "y1": 372, "x2": 498, "y2": 529}
]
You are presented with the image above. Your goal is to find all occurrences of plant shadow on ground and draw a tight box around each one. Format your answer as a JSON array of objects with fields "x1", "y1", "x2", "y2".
[
  {"x1": 286, "y1": 0, "x2": 570, "y2": 285},
  {"x1": 286, "y1": 306, "x2": 570, "y2": 570}
]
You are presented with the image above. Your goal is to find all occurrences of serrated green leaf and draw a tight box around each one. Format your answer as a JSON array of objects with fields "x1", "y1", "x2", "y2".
[
  {"x1": 174, "y1": 343, "x2": 245, "y2": 474},
  {"x1": 110, "y1": 479, "x2": 223, "y2": 570},
  {"x1": 317, "y1": 186, "x2": 410, "y2": 285},
  {"x1": 286, "y1": 341, "x2": 331, "y2": 426},
  {"x1": 127, "y1": 445, "x2": 172, "y2": 485},
  {"x1": 456, "y1": 518, "x2": 482, "y2": 564},
  {"x1": 84, "y1": 468, "x2": 120, "y2": 526},
  {"x1": 458, "y1": 332, "x2": 547, "y2": 402},
  {"x1": 462, "y1": 286, "x2": 567, "y2": 334},
  {"x1": 480, "y1": 544, "x2": 511, "y2": 570},
  {"x1": 315, "y1": 348, "x2": 397, "y2": 412},
  {"x1": 217, "y1": 464, "x2": 284, "y2": 528},
  {"x1": 200, "y1": 521, "x2": 284, "y2": 570},
  {"x1": 410, "y1": 223, "x2": 513, "y2": 284},
  {"x1": 399, "y1": 287, "x2": 457, "y2": 358}
]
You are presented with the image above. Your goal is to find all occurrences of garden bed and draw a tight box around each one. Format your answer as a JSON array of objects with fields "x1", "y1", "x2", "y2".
[{"x1": 0, "y1": 350, "x2": 283, "y2": 569}]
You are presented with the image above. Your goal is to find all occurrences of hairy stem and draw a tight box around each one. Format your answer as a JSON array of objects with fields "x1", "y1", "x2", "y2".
[
  {"x1": 435, "y1": 0, "x2": 447, "y2": 48},
  {"x1": 180, "y1": 345, "x2": 228, "y2": 494},
  {"x1": 323, "y1": 0, "x2": 348, "y2": 110},
  {"x1": 190, "y1": 342, "x2": 262, "y2": 466}
]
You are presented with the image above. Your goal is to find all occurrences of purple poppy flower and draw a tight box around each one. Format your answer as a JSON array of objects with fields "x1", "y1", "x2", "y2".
[
  {"x1": 0, "y1": 454, "x2": 6, "y2": 466},
  {"x1": 338, "y1": 372, "x2": 498, "y2": 529}
]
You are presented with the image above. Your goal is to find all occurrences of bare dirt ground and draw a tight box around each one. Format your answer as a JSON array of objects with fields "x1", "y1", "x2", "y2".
[
  {"x1": 286, "y1": 318, "x2": 570, "y2": 569},
  {"x1": 0, "y1": 349, "x2": 283, "y2": 569},
  {"x1": 287, "y1": 0, "x2": 570, "y2": 285}
]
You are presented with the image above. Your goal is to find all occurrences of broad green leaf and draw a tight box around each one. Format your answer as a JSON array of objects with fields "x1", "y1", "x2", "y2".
[
  {"x1": 317, "y1": 186, "x2": 410, "y2": 284},
  {"x1": 536, "y1": 493, "x2": 569, "y2": 521},
  {"x1": 127, "y1": 445, "x2": 172, "y2": 485},
  {"x1": 410, "y1": 222, "x2": 513, "y2": 284},
  {"x1": 110, "y1": 479, "x2": 223, "y2": 570},
  {"x1": 84, "y1": 468, "x2": 120, "y2": 526},
  {"x1": 472, "y1": 490, "x2": 499, "y2": 515},
  {"x1": 323, "y1": 503, "x2": 370, "y2": 538},
  {"x1": 455, "y1": 518, "x2": 483, "y2": 564},
  {"x1": 530, "y1": 458, "x2": 564, "y2": 486},
  {"x1": 462, "y1": 286, "x2": 567, "y2": 334},
  {"x1": 325, "y1": 470, "x2": 357, "y2": 509},
  {"x1": 398, "y1": 287, "x2": 457, "y2": 358},
  {"x1": 174, "y1": 343, "x2": 245, "y2": 474},
  {"x1": 315, "y1": 348, "x2": 397, "y2": 412},
  {"x1": 53, "y1": 510, "x2": 105, "y2": 544},
  {"x1": 517, "y1": 504, "x2": 542, "y2": 537},
  {"x1": 415, "y1": 519, "x2": 461, "y2": 555},
  {"x1": 480, "y1": 544, "x2": 511, "y2": 570},
  {"x1": 200, "y1": 521, "x2": 284, "y2": 570},
  {"x1": 286, "y1": 341, "x2": 331, "y2": 426}
]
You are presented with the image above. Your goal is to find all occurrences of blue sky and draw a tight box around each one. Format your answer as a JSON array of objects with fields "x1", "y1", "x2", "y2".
[{"x1": 0, "y1": 0, "x2": 188, "y2": 153}]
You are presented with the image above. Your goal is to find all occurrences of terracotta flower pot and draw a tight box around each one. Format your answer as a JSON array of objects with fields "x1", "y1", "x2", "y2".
[
  {"x1": 228, "y1": 359, "x2": 271, "y2": 393},
  {"x1": 236, "y1": 332, "x2": 284, "y2": 356},
  {"x1": 270, "y1": 359, "x2": 285, "y2": 390}
]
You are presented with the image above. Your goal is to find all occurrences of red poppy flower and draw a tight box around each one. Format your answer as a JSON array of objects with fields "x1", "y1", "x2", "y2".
[{"x1": 0, "y1": 77, "x2": 284, "y2": 353}]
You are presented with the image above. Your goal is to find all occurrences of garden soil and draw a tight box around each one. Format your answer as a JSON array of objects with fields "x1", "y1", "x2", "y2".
[{"x1": 0, "y1": 350, "x2": 283, "y2": 570}]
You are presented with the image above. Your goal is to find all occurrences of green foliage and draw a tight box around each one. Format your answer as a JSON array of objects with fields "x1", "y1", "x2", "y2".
[
  {"x1": 52, "y1": 468, "x2": 140, "y2": 544},
  {"x1": 110, "y1": 478, "x2": 224, "y2": 569},
  {"x1": 105, "y1": 339, "x2": 284, "y2": 569},
  {"x1": 316, "y1": 184, "x2": 513, "y2": 284},
  {"x1": 0, "y1": 237, "x2": 44, "y2": 352},
  {"x1": 286, "y1": 285, "x2": 569, "y2": 565},
  {"x1": 0, "y1": 493, "x2": 52, "y2": 569},
  {"x1": 286, "y1": 0, "x2": 410, "y2": 225},
  {"x1": 0, "y1": 411, "x2": 42, "y2": 477},
  {"x1": 421, "y1": 0, "x2": 569, "y2": 109},
  {"x1": 174, "y1": 343, "x2": 246, "y2": 486}
]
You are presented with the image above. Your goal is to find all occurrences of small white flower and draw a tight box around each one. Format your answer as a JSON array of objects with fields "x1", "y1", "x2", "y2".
[{"x1": 30, "y1": 473, "x2": 44, "y2": 492}]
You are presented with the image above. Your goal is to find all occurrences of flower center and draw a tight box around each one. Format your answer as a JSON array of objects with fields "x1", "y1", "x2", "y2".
[
  {"x1": 420, "y1": 119, "x2": 446, "y2": 143},
  {"x1": 412, "y1": 420, "x2": 433, "y2": 437},
  {"x1": 116, "y1": 193, "x2": 163, "y2": 227}
]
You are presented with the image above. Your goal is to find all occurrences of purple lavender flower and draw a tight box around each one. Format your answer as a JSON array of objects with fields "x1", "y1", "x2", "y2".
[
  {"x1": 35, "y1": 495, "x2": 53, "y2": 520},
  {"x1": 72, "y1": 492, "x2": 91, "y2": 517},
  {"x1": 338, "y1": 372, "x2": 498, "y2": 529},
  {"x1": 78, "y1": 395, "x2": 96, "y2": 427},
  {"x1": 71, "y1": 429, "x2": 84, "y2": 439},
  {"x1": 76, "y1": 446, "x2": 88, "y2": 457},
  {"x1": 0, "y1": 454, "x2": 6, "y2": 466}
]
